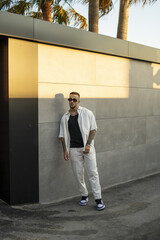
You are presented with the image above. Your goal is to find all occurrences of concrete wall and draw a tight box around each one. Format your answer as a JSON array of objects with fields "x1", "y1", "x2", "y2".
[
  {"x1": 1, "y1": 12, "x2": 160, "y2": 204},
  {"x1": 0, "y1": 36, "x2": 39, "y2": 204},
  {"x1": 8, "y1": 39, "x2": 39, "y2": 204},
  {"x1": 0, "y1": 36, "x2": 9, "y2": 203},
  {"x1": 38, "y1": 43, "x2": 160, "y2": 203}
]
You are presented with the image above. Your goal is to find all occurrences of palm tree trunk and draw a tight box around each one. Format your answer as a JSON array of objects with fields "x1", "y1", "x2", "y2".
[
  {"x1": 89, "y1": 0, "x2": 99, "y2": 33},
  {"x1": 117, "y1": 0, "x2": 129, "y2": 40},
  {"x1": 41, "y1": 0, "x2": 53, "y2": 22}
]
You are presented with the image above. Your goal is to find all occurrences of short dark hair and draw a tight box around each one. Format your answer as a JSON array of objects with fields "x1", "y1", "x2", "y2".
[{"x1": 70, "y1": 92, "x2": 80, "y2": 97}]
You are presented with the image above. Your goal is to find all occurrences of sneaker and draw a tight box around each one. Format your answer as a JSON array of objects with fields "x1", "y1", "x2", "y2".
[
  {"x1": 95, "y1": 199, "x2": 105, "y2": 211},
  {"x1": 79, "y1": 196, "x2": 89, "y2": 206}
]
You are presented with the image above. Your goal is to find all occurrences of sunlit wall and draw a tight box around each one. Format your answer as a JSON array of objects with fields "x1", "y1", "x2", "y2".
[
  {"x1": 7, "y1": 38, "x2": 160, "y2": 204},
  {"x1": 38, "y1": 44, "x2": 130, "y2": 99}
]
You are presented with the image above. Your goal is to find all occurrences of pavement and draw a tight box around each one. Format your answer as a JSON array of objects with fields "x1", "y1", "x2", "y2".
[{"x1": 0, "y1": 173, "x2": 160, "y2": 240}]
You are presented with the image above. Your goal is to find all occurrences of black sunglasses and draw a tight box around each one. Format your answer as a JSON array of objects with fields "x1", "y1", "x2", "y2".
[{"x1": 68, "y1": 98, "x2": 78, "y2": 103}]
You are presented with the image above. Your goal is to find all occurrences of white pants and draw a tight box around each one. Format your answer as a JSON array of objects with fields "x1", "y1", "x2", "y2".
[{"x1": 70, "y1": 147, "x2": 102, "y2": 200}]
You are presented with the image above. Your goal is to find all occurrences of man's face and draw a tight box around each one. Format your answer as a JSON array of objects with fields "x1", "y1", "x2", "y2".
[{"x1": 68, "y1": 94, "x2": 80, "y2": 109}]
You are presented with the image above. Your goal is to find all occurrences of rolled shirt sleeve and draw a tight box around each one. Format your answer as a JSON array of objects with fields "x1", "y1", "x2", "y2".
[
  {"x1": 78, "y1": 107, "x2": 97, "y2": 148},
  {"x1": 58, "y1": 117, "x2": 65, "y2": 139}
]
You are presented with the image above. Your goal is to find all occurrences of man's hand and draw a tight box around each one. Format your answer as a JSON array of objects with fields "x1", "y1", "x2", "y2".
[
  {"x1": 83, "y1": 129, "x2": 96, "y2": 154},
  {"x1": 64, "y1": 150, "x2": 69, "y2": 161},
  {"x1": 83, "y1": 144, "x2": 90, "y2": 154},
  {"x1": 60, "y1": 138, "x2": 69, "y2": 161}
]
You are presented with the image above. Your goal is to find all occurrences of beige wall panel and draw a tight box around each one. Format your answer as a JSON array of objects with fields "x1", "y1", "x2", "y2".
[
  {"x1": 152, "y1": 63, "x2": 160, "y2": 89},
  {"x1": 37, "y1": 42, "x2": 160, "y2": 204},
  {"x1": 38, "y1": 44, "x2": 96, "y2": 85},
  {"x1": 38, "y1": 44, "x2": 130, "y2": 89},
  {"x1": 9, "y1": 38, "x2": 38, "y2": 98},
  {"x1": 129, "y1": 60, "x2": 160, "y2": 89},
  {"x1": 95, "y1": 54, "x2": 130, "y2": 87},
  {"x1": 38, "y1": 83, "x2": 129, "y2": 99},
  {"x1": 146, "y1": 116, "x2": 160, "y2": 144}
]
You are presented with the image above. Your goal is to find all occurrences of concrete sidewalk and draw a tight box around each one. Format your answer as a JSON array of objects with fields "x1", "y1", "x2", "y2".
[{"x1": 0, "y1": 173, "x2": 160, "y2": 240}]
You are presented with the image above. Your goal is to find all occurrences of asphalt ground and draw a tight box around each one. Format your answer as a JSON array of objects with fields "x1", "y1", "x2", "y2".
[{"x1": 0, "y1": 173, "x2": 160, "y2": 240}]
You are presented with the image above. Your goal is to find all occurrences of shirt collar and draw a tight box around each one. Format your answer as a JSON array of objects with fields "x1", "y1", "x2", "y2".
[{"x1": 65, "y1": 106, "x2": 82, "y2": 115}]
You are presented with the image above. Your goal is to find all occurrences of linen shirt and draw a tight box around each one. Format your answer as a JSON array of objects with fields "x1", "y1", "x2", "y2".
[{"x1": 59, "y1": 106, "x2": 97, "y2": 153}]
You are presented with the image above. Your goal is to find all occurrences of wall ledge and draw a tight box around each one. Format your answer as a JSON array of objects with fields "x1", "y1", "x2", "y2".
[{"x1": 0, "y1": 11, "x2": 160, "y2": 63}]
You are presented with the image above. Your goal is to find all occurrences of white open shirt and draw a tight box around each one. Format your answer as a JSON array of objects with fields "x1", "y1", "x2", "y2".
[{"x1": 59, "y1": 106, "x2": 97, "y2": 153}]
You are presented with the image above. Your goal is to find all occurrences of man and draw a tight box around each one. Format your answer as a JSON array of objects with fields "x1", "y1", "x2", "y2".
[{"x1": 59, "y1": 92, "x2": 105, "y2": 211}]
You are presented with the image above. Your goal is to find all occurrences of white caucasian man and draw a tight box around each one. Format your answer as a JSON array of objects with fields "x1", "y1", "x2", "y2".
[{"x1": 59, "y1": 92, "x2": 105, "y2": 211}]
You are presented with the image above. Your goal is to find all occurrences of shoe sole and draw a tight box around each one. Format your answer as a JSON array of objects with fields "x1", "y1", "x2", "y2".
[
  {"x1": 79, "y1": 199, "x2": 89, "y2": 206},
  {"x1": 79, "y1": 201, "x2": 88, "y2": 206},
  {"x1": 97, "y1": 205, "x2": 105, "y2": 211},
  {"x1": 79, "y1": 203, "x2": 87, "y2": 206}
]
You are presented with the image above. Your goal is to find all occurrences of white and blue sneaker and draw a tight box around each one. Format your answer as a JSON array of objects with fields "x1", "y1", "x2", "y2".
[
  {"x1": 79, "y1": 196, "x2": 89, "y2": 206},
  {"x1": 95, "y1": 199, "x2": 105, "y2": 211}
]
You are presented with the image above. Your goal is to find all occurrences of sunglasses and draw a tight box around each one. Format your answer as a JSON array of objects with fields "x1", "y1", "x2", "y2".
[{"x1": 68, "y1": 98, "x2": 78, "y2": 103}]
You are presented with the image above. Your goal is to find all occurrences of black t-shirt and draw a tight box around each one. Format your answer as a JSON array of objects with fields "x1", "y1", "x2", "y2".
[{"x1": 68, "y1": 114, "x2": 84, "y2": 148}]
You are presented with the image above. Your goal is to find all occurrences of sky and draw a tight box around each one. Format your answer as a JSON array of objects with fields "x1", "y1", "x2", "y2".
[{"x1": 71, "y1": 0, "x2": 160, "y2": 49}]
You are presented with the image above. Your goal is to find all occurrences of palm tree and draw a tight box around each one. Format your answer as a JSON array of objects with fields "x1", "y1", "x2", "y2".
[
  {"x1": 117, "y1": 0, "x2": 129, "y2": 40},
  {"x1": 41, "y1": 0, "x2": 53, "y2": 22},
  {"x1": 88, "y1": 0, "x2": 113, "y2": 33},
  {"x1": 0, "y1": 0, "x2": 87, "y2": 29},
  {"x1": 89, "y1": 0, "x2": 99, "y2": 33},
  {"x1": 117, "y1": 0, "x2": 157, "y2": 40}
]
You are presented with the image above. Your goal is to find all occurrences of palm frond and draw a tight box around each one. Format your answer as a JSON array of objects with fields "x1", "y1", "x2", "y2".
[
  {"x1": 69, "y1": 8, "x2": 87, "y2": 29},
  {"x1": 99, "y1": 0, "x2": 113, "y2": 17},
  {"x1": 129, "y1": 0, "x2": 157, "y2": 6},
  {"x1": 63, "y1": 0, "x2": 82, "y2": 5},
  {"x1": 7, "y1": 0, "x2": 34, "y2": 15},
  {"x1": 28, "y1": 10, "x2": 42, "y2": 18},
  {"x1": 53, "y1": 4, "x2": 70, "y2": 25},
  {"x1": 81, "y1": 0, "x2": 89, "y2": 5},
  {"x1": 0, "y1": 0, "x2": 13, "y2": 10},
  {"x1": 100, "y1": 0, "x2": 112, "y2": 11}
]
